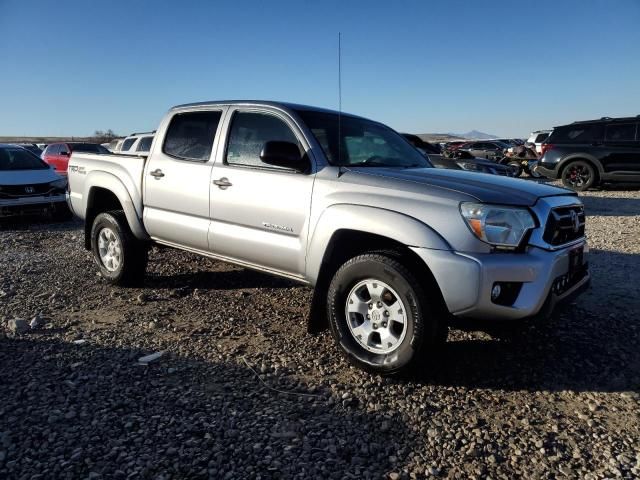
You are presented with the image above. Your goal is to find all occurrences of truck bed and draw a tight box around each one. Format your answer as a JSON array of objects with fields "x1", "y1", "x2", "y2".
[{"x1": 67, "y1": 152, "x2": 147, "y2": 222}]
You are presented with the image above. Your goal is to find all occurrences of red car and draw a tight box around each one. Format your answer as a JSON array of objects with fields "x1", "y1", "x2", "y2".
[
  {"x1": 444, "y1": 141, "x2": 469, "y2": 152},
  {"x1": 42, "y1": 142, "x2": 109, "y2": 175}
]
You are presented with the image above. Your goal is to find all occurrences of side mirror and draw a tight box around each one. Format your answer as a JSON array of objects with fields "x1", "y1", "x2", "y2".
[
  {"x1": 60, "y1": 151, "x2": 70, "y2": 156},
  {"x1": 260, "y1": 141, "x2": 307, "y2": 172}
]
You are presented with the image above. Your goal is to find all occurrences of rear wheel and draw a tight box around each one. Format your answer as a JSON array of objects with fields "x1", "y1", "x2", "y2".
[
  {"x1": 561, "y1": 160, "x2": 597, "y2": 191},
  {"x1": 327, "y1": 253, "x2": 446, "y2": 375},
  {"x1": 91, "y1": 211, "x2": 148, "y2": 286}
]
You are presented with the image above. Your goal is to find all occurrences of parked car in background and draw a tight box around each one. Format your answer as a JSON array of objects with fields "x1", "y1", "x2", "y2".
[
  {"x1": 42, "y1": 142, "x2": 109, "y2": 175},
  {"x1": 443, "y1": 141, "x2": 468, "y2": 153},
  {"x1": 402, "y1": 134, "x2": 514, "y2": 176},
  {"x1": 401, "y1": 134, "x2": 441, "y2": 154},
  {"x1": 106, "y1": 138, "x2": 125, "y2": 153},
  {"x1": 132, "y1": 135, "x2": 154, "y2": 154},
  {"x1": 67, "y1": 100, "x2": 589, "y2": 376},
  {"x1": 458, "y1": 141, "x2": 510, "y2": 160},
  {"x1": 527, "y1": 130, "x2": 551, "y2": 154},
  {"x1": 0, "y1": 144, "x2": 69, "y2": 219},
  {"x1": 118, "y1": 132, "x2": 155, "y2": 155},
  {"x1": 537, "y1": 116, "x2": 640, "y2": 190},
  {"x1": 493, "y1": 138, "x2": 519, "y2": 147},
  {"x1": 17, "y1": 143, "x2": 43, "y2": 156}
]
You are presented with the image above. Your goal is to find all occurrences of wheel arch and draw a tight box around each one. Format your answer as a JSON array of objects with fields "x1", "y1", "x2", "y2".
[
  {"x1": 305, "y1": 205, "x2": 450, "y2": 333},
  {"x1": 558, "y1": 154, "x2": 603, "y2": 178},
  {"x1": 83, "y1": 172, "x2": 149, "y2": 249}
]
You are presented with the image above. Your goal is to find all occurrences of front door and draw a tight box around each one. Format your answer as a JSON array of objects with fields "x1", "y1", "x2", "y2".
[
  {"x1": 208, "y1": 108, "x2": 314, "y2": 278},
  {"x1": 58, "y1": 144, "x2": 71, "y2": 174},
  {"x1": 143, "y1": 109, "x2": 225, "y2": 251}
]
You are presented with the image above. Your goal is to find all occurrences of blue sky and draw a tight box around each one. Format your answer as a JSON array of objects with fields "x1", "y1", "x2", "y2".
[{"x1": 1, "y1": 0, "x2": 639, "y2": 137}]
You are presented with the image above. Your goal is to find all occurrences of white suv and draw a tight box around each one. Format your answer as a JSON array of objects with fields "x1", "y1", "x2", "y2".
[
  {"x1": 118, "y1": 132, "x2": 155, "y2": 155},
  {"x1": 527, "y1": 130, "x2": 551, "y2": 154}
]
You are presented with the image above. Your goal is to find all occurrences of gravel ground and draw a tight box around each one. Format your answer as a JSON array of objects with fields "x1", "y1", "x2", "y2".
[{"x1": 1, "y1": 186, "x2": 639, "y2": 479}]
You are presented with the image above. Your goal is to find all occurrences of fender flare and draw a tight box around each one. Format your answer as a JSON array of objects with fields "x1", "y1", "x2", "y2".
[
  {"x1": 84, "y1": 170, "x2": 149, "y2": 241},
  {"x1": 305, "y1": 204, "x2": 451, "y2": 285}
]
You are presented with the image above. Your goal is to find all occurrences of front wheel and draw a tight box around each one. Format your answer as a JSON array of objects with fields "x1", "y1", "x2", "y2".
[
  {"x1": 91, "y1": 211, "x2": 148, "y2": 286},
  {"x1": 507, "y1": 160, "x2": 523, "y2": 177},
  {"x1": 327, "y1": 253, "x2": 446, "y2": 375},
  {"x1": 561, "y1": 160, "x2": 597, "y2": 191}
]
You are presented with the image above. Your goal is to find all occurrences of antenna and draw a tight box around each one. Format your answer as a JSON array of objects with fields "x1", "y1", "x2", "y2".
[{"x1": 338, "y1": 32, "x2": 343, "y2": 174}]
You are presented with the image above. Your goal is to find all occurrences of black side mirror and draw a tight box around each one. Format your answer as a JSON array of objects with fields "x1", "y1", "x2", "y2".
[
  {"x1": 260, "y1": 141, "x2": 307, "y2": 172},
  {"x1": 60, "y1": 151, "x2": 70, "y2": 156}
]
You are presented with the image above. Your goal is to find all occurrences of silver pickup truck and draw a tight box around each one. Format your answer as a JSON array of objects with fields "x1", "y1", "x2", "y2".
[{"x1": 67, "y1": 100, "x2": 590, "y2": 374}]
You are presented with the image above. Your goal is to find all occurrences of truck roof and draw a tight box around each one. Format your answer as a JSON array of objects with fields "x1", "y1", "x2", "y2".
[{"x1": 170, "y1": 100, "x2": 364, "y2": 119}]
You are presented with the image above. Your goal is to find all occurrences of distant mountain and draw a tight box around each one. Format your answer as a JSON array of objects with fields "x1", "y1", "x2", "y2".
[
  {"x1": 416, "y1": 133, "x2": 466, "y2": 143},
  {"x1": 414, "y1": 130, "x2": 500, "y2": 144},
  {"x1": 449, "y1": 130, "x2": 498, "y2": 140}
]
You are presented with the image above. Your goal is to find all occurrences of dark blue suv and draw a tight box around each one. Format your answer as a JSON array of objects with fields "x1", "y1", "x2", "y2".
[{"x1": 537, "y1": 116, "x2": 640, "y2": 190}]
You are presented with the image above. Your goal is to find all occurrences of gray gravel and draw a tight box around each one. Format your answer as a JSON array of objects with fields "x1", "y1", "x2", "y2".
[{"x1": 1, "y1": 185, "x2": 639, "y2": 479}]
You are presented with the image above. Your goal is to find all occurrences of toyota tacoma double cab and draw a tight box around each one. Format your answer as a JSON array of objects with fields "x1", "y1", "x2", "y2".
[{"x1": 67, "y1": 100, "x2": 590, "y2": 375}]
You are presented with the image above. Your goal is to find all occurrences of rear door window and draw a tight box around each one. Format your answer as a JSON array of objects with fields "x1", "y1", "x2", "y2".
[
  {"x1": 163, "y1": 111, "x2": 222, "y2": 161},
  {"x1": 550, "y1": 125, "x2": 603, "y2": 144},
  {"x1": 605, "y1": 123, "x2": 636, "y2": 142},
  {"x1": 534, "y1": 133, "x2": 549, "y2": 143},
  {"x1": 46, "y1": 145, "x2": 59, "y2": 156},
  {"x1": 121, "y1": 138, "x2": 136, "y2": 152}
]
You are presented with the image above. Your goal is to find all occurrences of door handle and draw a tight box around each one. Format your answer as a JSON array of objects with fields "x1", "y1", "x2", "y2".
[
  {"x1": 150, "y1": 169, "x2": 164, "y2": 179},
  {"x1": 213, "y1": 177, "x2": 232, "y2": 189}
]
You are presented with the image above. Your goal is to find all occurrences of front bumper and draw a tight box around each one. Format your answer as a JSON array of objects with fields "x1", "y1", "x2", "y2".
[
  {"x1": 411, "y1": 241, "x2": 590, "y2": 321},
  {"x1": 0, "y1": 194, "x2": 67, "y2": 218}
]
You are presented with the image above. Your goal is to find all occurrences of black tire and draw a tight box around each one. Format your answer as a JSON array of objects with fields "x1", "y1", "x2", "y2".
[
  {"x1": 561, "y1": 160, "x2": 597, "y2": 191},
  {"x1": 507, "y1": 160, "x2": 523, "y2": 177},
  {"x1": 90, "y1": 211, "x2": 148, "y2": 286},
  {"x1": 327, "y1": 253, "x2": 446, "y2": 375}
]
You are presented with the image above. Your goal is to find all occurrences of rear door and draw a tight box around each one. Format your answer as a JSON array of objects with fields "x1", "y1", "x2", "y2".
[
  {"x1": 602, "y1": 123, "x2": 640, "y2": 172},
  {"x1": 143, "y1": 108, "x2": 226, "y2": 251},
  {"x1": 208, "y1": 108, "x2": 314, "y2": 278}
]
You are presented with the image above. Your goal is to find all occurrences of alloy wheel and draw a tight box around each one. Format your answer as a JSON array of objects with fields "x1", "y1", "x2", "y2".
[
  {"x1": 97, "y1": 227, "x2": 122, "y2": 272},
  {"x1": 345, "y1": 279, "x2": 408, "y2": 354}
]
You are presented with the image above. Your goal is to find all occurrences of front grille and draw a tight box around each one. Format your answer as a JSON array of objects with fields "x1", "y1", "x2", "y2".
[
  {"x1": 0, "y1": 183, "x2": 57, "y2": 199},
  {"x1": 543, "y1": 205, "x2": 585, "y2": 246}
]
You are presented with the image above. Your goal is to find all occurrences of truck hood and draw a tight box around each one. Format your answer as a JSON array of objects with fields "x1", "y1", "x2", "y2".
[
  {"x1": 346, "y1": 166, "x2": 574, "y2": 206},
  {"x1": 0, "y1": 167, "x2": 61, "y2": 186}
]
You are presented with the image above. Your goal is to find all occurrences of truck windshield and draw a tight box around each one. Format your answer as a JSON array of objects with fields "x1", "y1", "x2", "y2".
[{"x1": 296, "y1": 110, "x2": 432, "y2": 168}]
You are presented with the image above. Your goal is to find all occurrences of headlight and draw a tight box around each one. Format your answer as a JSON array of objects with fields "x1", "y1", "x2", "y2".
[
  {"x1": 460, "y1": 202, "x2": 536, "y2": 248},
  {"x1": 50, "y1": 178, "x2": 67, "y2": 190}
]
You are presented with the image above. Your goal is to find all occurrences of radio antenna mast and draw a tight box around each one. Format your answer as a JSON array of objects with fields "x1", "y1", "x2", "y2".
[{"x1": 337, "y1": 32, "x2": 343, "y2": 175}]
